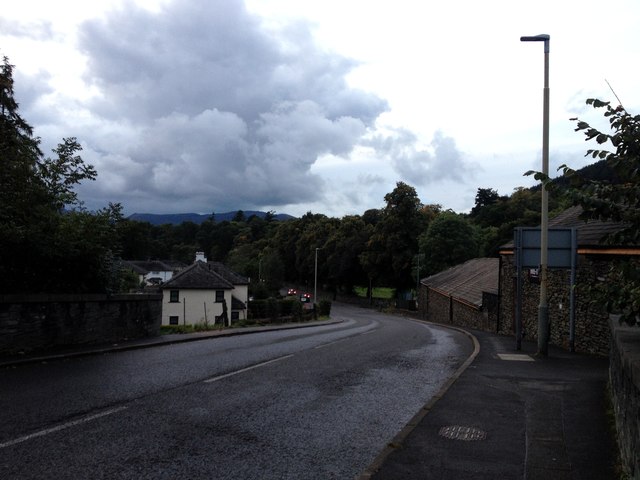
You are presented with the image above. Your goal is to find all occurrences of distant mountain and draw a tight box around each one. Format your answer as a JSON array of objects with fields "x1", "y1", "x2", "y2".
[{"x1": 127, "y1": 210, "x2": 295, "y2": 225}]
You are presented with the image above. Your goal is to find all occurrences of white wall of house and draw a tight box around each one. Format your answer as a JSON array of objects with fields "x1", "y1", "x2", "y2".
[
  {"x1": 233, "y1": 284, "x2": 248, "y2": 303},
  {"x1": 231, "y1": 284, "x2": 248, "y2": 321},
  {"x1": 144, "y1": 270, "x2": 173, "y2": 284},
  {"x1": 162, "y1": 288, "x2": 233, "y2": 326}
]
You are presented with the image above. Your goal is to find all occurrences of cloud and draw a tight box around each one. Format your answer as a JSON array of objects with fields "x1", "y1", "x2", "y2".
[
  {"x1": 60, "y1": 0, "x2": 390, "y2": 214},
  {"x1": 365, "y1": 128, "x2": 474, "y2": 186},
  {"x1": 0, "y1": 18, "x2": 54, "y2": 41}
]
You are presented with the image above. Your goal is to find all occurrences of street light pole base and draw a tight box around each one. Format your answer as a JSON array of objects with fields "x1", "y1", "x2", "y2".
[{"x1": 537, "y1": 304, "x2": 549, "y2": 356}]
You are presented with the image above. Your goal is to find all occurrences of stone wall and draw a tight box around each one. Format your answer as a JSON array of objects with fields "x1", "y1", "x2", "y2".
[
  {"x1": 499, "y1": 253, "x2": 611, "y2": 356},
  {"x1": 609, "y1": 319, "x2": 640, "y2": 479},
  {"x1": 421, "y1": 286, "x2": 498, "y2": 331},
  {"x1": 0, "y1": 294, "x2": 162, "y2": 355}
]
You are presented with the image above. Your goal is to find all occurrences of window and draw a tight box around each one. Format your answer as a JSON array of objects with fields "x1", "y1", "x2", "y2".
[
  {"x1": 215, "y1": 290, "x2": 224, "y2": 303},
  {"x1": 169, "y1": 290, "x2": 179, "y2": 302},
  {"x1": 169, "y1": 316, "x2": 179, "y2": 325},
  {"x1": 231, "y1": 311, "x2": 240, "y2": 321}
]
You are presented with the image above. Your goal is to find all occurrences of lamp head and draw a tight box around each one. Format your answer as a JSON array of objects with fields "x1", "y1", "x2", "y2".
[{"x1": 520, "y1": 34, "x2": 550, "y2": 53}]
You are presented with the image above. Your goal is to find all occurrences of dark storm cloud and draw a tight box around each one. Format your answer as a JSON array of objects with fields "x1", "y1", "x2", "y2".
[{"x1": 70, "y1": 0, "x2": 388, "y2": 213}]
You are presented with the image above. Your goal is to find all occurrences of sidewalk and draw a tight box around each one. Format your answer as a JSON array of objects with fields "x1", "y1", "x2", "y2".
[
  {"x1": 361, "y1": 328, "x2": 618, "y2": 480},
  {"x1": 0, "y1": 318, "x2": 340, "y2": 368}
]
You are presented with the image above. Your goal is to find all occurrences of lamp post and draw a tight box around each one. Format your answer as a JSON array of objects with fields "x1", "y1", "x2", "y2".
[
  {"x1": 314, "y1": 247, "x2": 321, "y2": 305},
  {"x1": 521, "y1": 34, "x2": 550, "y2": 356}
]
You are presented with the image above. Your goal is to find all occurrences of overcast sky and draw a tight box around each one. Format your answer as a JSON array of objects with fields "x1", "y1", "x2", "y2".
[{"x1": 2, "y1": 0, "x2": 639, "y2": 218}]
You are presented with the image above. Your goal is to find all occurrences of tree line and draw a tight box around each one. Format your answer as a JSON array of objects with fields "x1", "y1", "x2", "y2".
[{"x1": 3, "y1": 56, "x2": 637, "y2": 325}]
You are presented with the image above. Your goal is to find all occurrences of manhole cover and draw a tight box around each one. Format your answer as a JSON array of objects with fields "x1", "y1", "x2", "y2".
[{"x1": 438, "y1": 425, "x2": 487, "y2": 441}]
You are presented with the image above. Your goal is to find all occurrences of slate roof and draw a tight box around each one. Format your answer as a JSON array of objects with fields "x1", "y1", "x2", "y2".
[
  {"x1": 501, "y1": 205, "x2": 628, "y2": 250},
  {"x1": 547, "y1": 206, "x2": 625, "y2": 246},
  {"x1": 422, "y1": 257, "x2": 499, "y2": 308},
  {"x1": 207, "y1": 262, "x2": 249, "y2": 285},
  {"x1": 121, "y1": 260, "x2": 186, "y2": 274},
  {"x1": 161, "y1": 261, "x2": 234, "y2": 290},
  {"x1": 232, "y1": 296, "x2": 247, "y2": 310}
]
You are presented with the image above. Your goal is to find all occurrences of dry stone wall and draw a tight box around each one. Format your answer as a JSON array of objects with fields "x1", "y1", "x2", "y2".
[
  {"x1": 499, "y1": 254, "x2": 611, "y2": 356},
  {"x1": 0, "y1": 294, "x2": 162, "y2": 355},
  {"x1": 609, "y1": 320, "x2": 640, "y2": 480}
]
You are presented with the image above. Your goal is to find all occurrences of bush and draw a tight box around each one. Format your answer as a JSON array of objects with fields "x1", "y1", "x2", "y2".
[
  {"x1": 279, "y1": 298, "x2": 296, "y2": 317},
  {"x1": 318, "y1": 300, "x2": 332, "y2": 316},
  {"x1": 266, "y1": 297, "x2": 280, "y2": 322},
  {"x1": 160, "y1": 324, "x2": 195, "y2": 334},
  {"x1": 291, "y1": 299, "x2": 304, "y2": 322}
]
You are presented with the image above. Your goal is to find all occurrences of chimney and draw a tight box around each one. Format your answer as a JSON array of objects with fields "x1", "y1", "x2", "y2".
[{"x1": 195, "y1": 251, "x2": 207, "y2": 263}]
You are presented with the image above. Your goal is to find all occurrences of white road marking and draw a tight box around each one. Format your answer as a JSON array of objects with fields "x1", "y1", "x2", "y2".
[
  {"x1": 204, "y1": 354, "x2": 294, "y2": 383},
  {"x1": 313, "y1": 329, "x2": 376, "y2": 349},
  {"x1": 497, "y1": 353, "x2": 535, "y2": 362},
  {"x1": 313, "y1": 338, "x2": 347, "y2": 349},
  {"x1": 0, "y1": 406, "x2": 129, "y2": 449}
]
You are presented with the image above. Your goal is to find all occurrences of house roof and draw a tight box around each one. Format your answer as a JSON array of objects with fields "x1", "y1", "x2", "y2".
[
  {"x1": 501, "y1": 205, "x2": 629, "y2": 251},
  {"x1": 421, "y1": 257, "x2": 499, "y2": 308},
  {"x1": 231, "y1": 296, "x2": 246, "y2": 310},
  {"x1": 161, "y1": 261, "x2": 234, "y2": 290},
  {"x1": 207, "y1": 262, "x2": 249, "y2": 285},
  {"x1": 548, "y1": 206, "x2": 625, "y2": 246},
  {"x1": 122, "y1": 260, "x2": 186, "y2": 274}
]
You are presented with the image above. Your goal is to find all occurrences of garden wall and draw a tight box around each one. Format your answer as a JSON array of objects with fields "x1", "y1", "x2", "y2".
[
  {"x1": 0, "y1": 293, "x2": 162, "y2": 355},
  {"x1": 609, "y1": 319, "x2": 640, "y2": 480}
]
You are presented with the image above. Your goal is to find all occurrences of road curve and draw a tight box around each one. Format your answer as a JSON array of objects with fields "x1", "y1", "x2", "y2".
[{"x1": 0, "y1": 303, "x2": 474, "y2": 479}]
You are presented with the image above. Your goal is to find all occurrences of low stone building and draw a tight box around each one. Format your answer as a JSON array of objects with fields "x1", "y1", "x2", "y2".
[
  {"x1": 419, "y1": 257, "x2": 499, "y2": 331},
  {"x1": 498, "y1": 206, "x2": 639, "y2": 356}
]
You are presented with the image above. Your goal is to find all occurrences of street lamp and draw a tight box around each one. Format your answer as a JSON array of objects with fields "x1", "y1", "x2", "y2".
[
  {"x1": 314, "y1": 247, "x2": 321, "y2": 305},
  {"x1": 521, "y1": 34, "x2": 550, "y2": 356}
]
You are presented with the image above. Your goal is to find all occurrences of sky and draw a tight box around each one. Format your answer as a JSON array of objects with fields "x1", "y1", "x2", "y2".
[{"x1": 2, "y1": 0, "x2": 639, "y2": 218}]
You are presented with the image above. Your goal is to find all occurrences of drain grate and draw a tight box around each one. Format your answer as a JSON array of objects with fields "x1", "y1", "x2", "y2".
[{"x1": 438, "y1": 425, "x2": 487, "y2": 441}]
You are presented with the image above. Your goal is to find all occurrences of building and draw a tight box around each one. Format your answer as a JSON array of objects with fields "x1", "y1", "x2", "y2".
[
  {"x1": 121, "y1": 260, "x2": 187, "y2": 286},
  {"x1": 160, "y1": 258, "x2": 249, "y2": 327},
  {"x1": 419, "y1": 257, "x2": 500, "y2": 331},
  {"x1": 498, "y1": 206, "x2": 638, "y2": 355}
]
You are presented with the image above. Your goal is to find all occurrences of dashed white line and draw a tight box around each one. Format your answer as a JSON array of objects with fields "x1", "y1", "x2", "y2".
[
  {"x1": 0, "y1": 406, "x2": 129, "y2": 449},
  {"x1": 314, "y1": 329, "x2": 376, "y2": 349},
  {"x1": 203, "y1": 354, "x2": 294, "y2": 383}
]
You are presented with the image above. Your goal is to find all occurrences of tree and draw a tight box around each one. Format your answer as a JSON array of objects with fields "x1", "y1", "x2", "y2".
[
  {"x1": 0, "y1": 57, "x2": 117, "y2": 293},
  {"x1": 420, "y1": 211, "x2": 479, "y2": 274},
  {"x1": 561, "y1": 99, "x2": 640, "y2": 325},
  {"x1": 360, "y1": 182, "x2": 426, "y2": 292},
  {"x1": 470, "y1": 188, "x2": 500, "y2": 216},
  {"x1": 323, "y1": 215, "x2": 371, "y2": 295}
]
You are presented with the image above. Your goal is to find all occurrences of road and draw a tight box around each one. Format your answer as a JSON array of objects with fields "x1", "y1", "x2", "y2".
[{"x1": 0, "y1": 304, "x2": 472, "y2": 479}]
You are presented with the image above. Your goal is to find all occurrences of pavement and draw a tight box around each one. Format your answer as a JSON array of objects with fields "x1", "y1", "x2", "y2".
[
  {"x1": 0, "y1": 316, "x2": 618, "y2": 480},
  {"x1": 361, "y1": 326, "x2": 618, "y2": 480}
]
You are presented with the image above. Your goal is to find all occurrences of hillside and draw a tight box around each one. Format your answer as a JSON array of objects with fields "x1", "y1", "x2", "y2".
[{"x1": 127, "y1": 210, "x2": 294, "y2": 225}]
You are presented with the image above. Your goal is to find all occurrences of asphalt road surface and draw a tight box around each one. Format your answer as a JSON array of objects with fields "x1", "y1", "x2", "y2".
[{"x1": 0, "y1": 304, "x2": 472, "y2": 479}]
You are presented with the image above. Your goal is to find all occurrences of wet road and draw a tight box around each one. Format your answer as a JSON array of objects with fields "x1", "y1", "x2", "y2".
[{"x1": 0, "y1": 304, "x2": 472, "y2": 479}]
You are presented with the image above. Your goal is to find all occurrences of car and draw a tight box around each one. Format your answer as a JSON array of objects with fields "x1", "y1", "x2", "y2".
[
  {"x1": 287, "y1": 288, "x2": 297, "y2": 296},
  {"x1": 300, "y1": 292, "x2": 311, "y2": 302}
]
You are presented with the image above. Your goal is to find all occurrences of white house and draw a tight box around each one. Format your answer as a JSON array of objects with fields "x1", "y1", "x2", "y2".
[
  {"x1": 160, "y1": 260, "x2": 248, "y2": 326},
  {"x1": 121, "y1": 260, "x2": 186, "y2": 286}
]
